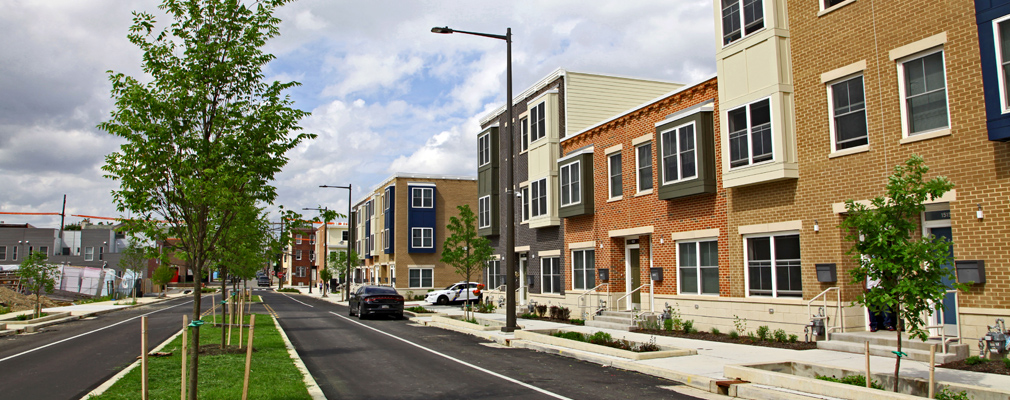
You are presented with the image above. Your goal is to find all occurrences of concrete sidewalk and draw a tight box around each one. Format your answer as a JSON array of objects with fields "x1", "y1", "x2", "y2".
[
  {"x1": 276, "y1": 287, "x2": 1010, "y2": 398},
  {"x1": 0, "y1": 292, "x2": 190, "y2": 336}
]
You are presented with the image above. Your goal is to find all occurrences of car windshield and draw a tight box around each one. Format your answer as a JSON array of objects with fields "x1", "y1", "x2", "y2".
[
  {"x1": 364, "y1": 287, "x2": 398, "y2": 295},
  {"x1": 444, "y1": 284, "x2": 455, "y2": 290}
]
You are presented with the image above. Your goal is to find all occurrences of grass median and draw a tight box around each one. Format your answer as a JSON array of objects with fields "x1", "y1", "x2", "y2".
[{"x1": 89, "y1": 313, "x2": 311, "y2": 399}]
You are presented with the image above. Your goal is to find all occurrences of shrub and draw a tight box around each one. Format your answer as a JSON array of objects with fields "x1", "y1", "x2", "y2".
[
  {"x1": 570, "y1": 319, "x2": 585, "y2": 326},
  {"x1": 555, "y1": 306, "x2": 571, "y2": 321},
  {"x1": 816, "y1": 374, "x2": 883, "y2": 390},
  {"x1": 934, "y1": 387, "x2": 971, "y2": 400},
  {"x1": 641, "y1": 319, "x2": 660, "y2": 330},
  {"x1": 0, "y1": 306, "x2": 10, "y2": 314},
  {"x1": 15, "y1": 312, "x2": 48, "y2": 321},
  {"x1": 535, "y1": 304, "x2": 548, "y2": 318},
  {"x1": 552, "y1": 331, "x2": 586, "y2": 342},
  {"x1": 276, "y1": 288, "x2": 300, "y2": 293},
  {"x1": 733, "y1": 315, "x2": 747, "y2": 334},
  {"x1": 747, "y1": 332, "x2": 758, "y2": 342},
  {"x1": 588, "y1": 331, "x2": 613, "y2": 345},
  {"x1": 405, "y1": 306, "x2": 433, "y2": 313},
  {"x1": 682, "y1": 320, "x2": 695, "y2": 334},
  {"x1": 964, "y1": 355, "x2": 988, "y2": 366},
  {"x1": 1003, "y1": 357, "x2": 1010, "y2": 369},
  {"x1": 710, "y1": 327, "x2": 721, "y2": 335},
  {"x1": 638, "y1": 337, "x2": 660, "y2": 352},
  {"x1": 519, "y1": 312, "x2": 538, "y2": 319},
  {"x1": 475, "y1": 301, "x2": 496, "y2": 313},
  {"x1": 756, "y1": 326, "x2": 770, "y2": 341},
  {"x1": 773, "y1": 329, "x2": 788, "y2": 342},
  {"x1": 788, "y1": 334, "x2": 799, "y2": 343},
  {"x1": 201, "y1": 287, "x2": 217, "y2": 293},
  {"x1": 729, "y1": 330, "x2": 739, "y2": 339},
  {"x1": 663, "y1": 317, "x2": 674, "y2": 331}
]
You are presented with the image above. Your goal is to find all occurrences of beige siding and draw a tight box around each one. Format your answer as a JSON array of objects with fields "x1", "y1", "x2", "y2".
[{"x1": 565, "y1": 72, "x2": 682, "y2": 137}]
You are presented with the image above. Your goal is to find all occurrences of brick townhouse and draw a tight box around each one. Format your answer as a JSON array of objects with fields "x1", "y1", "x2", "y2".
[
  {"x1": 476, "y1": 69, "x2": 683, "y2": 308},
  {"x1": 283, "y1": 226, "x2": 316, "y2": 287},
  {"x1": 314, "y1": 221, "x2": 349, "y2": 285},
  {"x1": 558, "y1": 77, "x2": 726, "y2": 322},
  {"x1": 351, "y1": 173, "x2": 476, "y2": 297}
]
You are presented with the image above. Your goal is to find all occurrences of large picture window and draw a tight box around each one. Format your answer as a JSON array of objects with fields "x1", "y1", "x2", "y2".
[
  {"x1": 412, "y1": 187, "x2": 434, "y2": 208},
  {"x1": 486, "y1": 260, "x2": 504, "y2": 289},
  {"x1": 560, "y1": 162, "x2": 581, "y2": 206},
  {"x1": 728, "y1": 99, "x2": 772, "y2": 168},
  {"x1": 409, "y1": 268, "x2": 433, "y2": 288},
  {"x1": 608, "y1": 152, "x2": 622, "y2": 198},
  {"x1": 829, "y1": 75, "x2": 868, "y2": 150},
  {"x1": 678, "y1": 240, "x2": 719, "y2": 295},
  {"x1": 721, "y1": 0, "x2": 764, "y2": 45},
  {"x1": 541, "y1": 257, "x2": 561, "y2": 294},
  {"x1": 412, "y1": 228, "x2": 433, "y2": 248},
  {"x1": 530, "y1": 102, "x2": 546, "y2": 142},
  {"x1": 478, "y1": 132, "x2": 491, "y2": 166},
  {"x1": 478, "y1": 195, "x2": 491, "y2": 228},
  {"x1": 900, "y1": 50, "x2": 949, "y2": 135},
  {"x1": 531, "y1": 178, "x2": 548, "y2": 217},
  {"x1": 661, "y1": 123, "x2": 697, "y2": 184},
  {"x1": 636, "y1": 143, "x2": 653, "y2": 192},
  {"x1": 572, "y1": 249, "x2": 596, "y2": 290},
  {"x1": 746, "y1": 234, "x2": 801, "y2": 297}
]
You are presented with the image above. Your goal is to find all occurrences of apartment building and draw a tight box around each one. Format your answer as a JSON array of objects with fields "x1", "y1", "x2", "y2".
[
  {"x1": 558, "y1": 77, "x2": 724, "y2": 321},
  {"x1": 351, "y1": 173, "x2": 477, "y2": 295},
  {"x1": 283, "y1": 226, "x2": 316, "y2": 287},
  {"x1": 314, "y1": 221, "x2": 349, "y2": 284},
  {"x1": 477, "y1": 69, "x2": 684, "y2": 307},
  {"x1": 0, "y1": 222, "x2": 128, "y2": 270}
]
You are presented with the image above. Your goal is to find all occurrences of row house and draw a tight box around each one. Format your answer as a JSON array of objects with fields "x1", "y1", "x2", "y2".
[
  {"x1": 0, "y1": 222, "x2": 128, "y2": 271},
  {"x1": 314, "y1": 221, "x2": 349, "y2": 284},
  {"x1": 476, "y1": 69, "x2": 683, "y2": 307},
  {"x1": 283, "y1": 226, "x2": 316, "y2": 287},
  {"x1": 351, "y1": 173, "x2": 477, "y2": 295}
]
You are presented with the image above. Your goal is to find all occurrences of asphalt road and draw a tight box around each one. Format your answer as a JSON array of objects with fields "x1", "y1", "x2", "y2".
[
  {"x1": 264, "y1": 291, "x2": 708, "y2": 400},
  {"x1": 0, "y1": 294, "x2": 213, "y2": 400}
]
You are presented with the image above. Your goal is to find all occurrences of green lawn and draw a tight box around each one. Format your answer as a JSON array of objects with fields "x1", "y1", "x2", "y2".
[{"x1": 89, "y1": 314, "x2": 311, "y2": 399}]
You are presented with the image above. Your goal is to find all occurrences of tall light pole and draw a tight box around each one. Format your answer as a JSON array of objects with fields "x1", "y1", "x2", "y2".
[
  {"x1": 432, "y1": 26, "x2": 516, "y2": 332},
  {"x1": 303, "y1": 207, "x2": 330, "y2": 297},
  {"x1": 320, "y1": 184, "x2": 353, "y2": 302}
]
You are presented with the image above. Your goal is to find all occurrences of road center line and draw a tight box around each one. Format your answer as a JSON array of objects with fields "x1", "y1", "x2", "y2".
[
  {"x1": 281, "y1": 293, "x2": 314, "y2": 307},
  {"x1": 328, "y1": 311, "x2": 572, "y2": 400},
  {"x1": 0, "y1": 298, "x2": 194, "y2": 364}
]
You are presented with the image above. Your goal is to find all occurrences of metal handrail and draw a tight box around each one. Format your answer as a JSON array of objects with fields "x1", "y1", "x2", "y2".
[
  {"x1": 577, "y1": 283, "x2": 609, "y2": 320},
  {"x1": 807, "y1": 287, "x2": 843, "y2": 336},
  {"x1": 615, "y1": 284, "x2": 651, "y2": 312}
]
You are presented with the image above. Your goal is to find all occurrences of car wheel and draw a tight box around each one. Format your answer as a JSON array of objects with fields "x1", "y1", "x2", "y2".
[
  {"x1": 357, "y1": 305, "x2": 366, "y2": 320},
  {"x1": 349, "y1": 304, "x2": 355, "y2": 316},
  {"x1": 437, "y1": 296, "x2": 449, "y2": 306}
]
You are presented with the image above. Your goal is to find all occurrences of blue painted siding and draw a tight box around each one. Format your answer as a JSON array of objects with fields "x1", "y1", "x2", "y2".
[
  {"x1": 976, "y1": 0, "x2": 1010, "y2": 140},
  {"x1": 384, "y1": 186, "x2": 395, "y2": 254},
  {"x1": 407, "y1": 185, "x2": 436, "y2": 254}
]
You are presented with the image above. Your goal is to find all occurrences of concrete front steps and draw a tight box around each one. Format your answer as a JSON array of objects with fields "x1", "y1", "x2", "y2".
[
  {"x1": 817, "y1": 331, "x2": 969, "y2": 364},
  {"x1": 585, "y1": 310, "x2": 638, "y2": 331}
]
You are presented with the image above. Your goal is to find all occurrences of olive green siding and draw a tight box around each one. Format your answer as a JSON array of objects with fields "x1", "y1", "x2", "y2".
[
  {"x1": 558, "y1": 152, "x2": 595, "y2": 218},
  {"x1": 478, "y1": 126, "x2": 500, "y2": 236},
  {"x1": 656, "y1": 108, "x2": 717, "y2": 200}
]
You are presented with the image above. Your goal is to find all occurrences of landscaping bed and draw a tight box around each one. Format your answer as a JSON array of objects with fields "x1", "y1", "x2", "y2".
[
  {"x1": 634, "y1": 328, "x2": 817, "y2": 350},
  {"x1": 515, "y1": 329, "x2": 695, "y2": 360},
  {"x1": 939, "y1": 356, "x2": 1010, "y2": 376}
]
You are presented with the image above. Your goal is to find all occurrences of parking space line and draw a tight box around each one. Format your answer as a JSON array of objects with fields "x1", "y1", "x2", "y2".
[{"x1": 328, "y1": 311, "x2": 572, "y2": 400}]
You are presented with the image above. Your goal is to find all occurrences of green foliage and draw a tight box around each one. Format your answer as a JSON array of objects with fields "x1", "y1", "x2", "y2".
[
  {"x1": 440, "y1": 204, "x2": 493, "y2": 320},
  {"x1": 747, "y1": 332, "x2": 758, "y2": 342},
  {"x1": 756, "y1": 325, "x2": 770, "y2": 341},
  {"x1": 816, "y1": 374, "x2": 884, "y2": 390},
  {"x1": 76, "y1": 295, "x2": 114, "y2": 305},
  {"x1": 663, "y1": 317, "x2": 674, "y2": 331},
  {"x1": 710, "y1": 327, "x2": 721, "y2": 335},
  {"x1": 729, "y1": 331, "x2": 740, "y2": 339},
  {"x1": 773, "y1": 329, "x2": 788, "y2": 342},
  {"x1": 276, "y1": 288, "x2": 300, "y2": 293},
  {"x1": 151, "y1": 265, "x2": 175, "y2": 297},
  {"x1": 682, "y1": 319, "x2": 695, "y2": 334},
  {"x1": 641, "y1": 318, "x2": 660, "y2": 330},
  {"x1": 733, "y1": 314, "x2": 747, "y2": 334},
  {"x1": 17, "y1": 251, "x2": 58, "y2": 319},
  {"x1": 405, "y1": 306, "x2": 433, "y2": 313},
  {"x1": 474, "y1": 301, "x2": 497, "y2": 313},
  {"x1": 964, "y1": 356, "x2": 988, "y2": 366},
  {"x1": 788, "y1": 334, "x2": 799, "y2": 343},
  {"x1": 0, "y1": 306, "x2": 10, "y2": 314},
  {"x1": 15, "y1": 312, "x2": 49, "y2": 321},
  {"x1": 569, "y1": 319, "x2": 585, "y2": 326},
  {"x1": 934, "y1": 387, "x2": 972, "y2": 400},
  {"x1": 549, "y1": 305, "x2": 571, "y2": 321},
  {"x1": 552, "y1": 331, "x2": 587, "y2": 342},
  {"x1": 1004, "y1": 357, "x2": 1010, "y2": 369},
  {"x1": 588, "y1": 331, "x2": 614, "y2": 345}
]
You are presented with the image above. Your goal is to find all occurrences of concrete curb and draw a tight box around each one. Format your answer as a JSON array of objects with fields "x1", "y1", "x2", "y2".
[
  {"x1": 272, "y1": 314, "x2": 327, "y2": 400},
  {"x1": 0, "y1": 295, "x2": 184, "y2": 337},
  {"x1": 81, "y1": 327, "x2": 184, "y2": 399}
]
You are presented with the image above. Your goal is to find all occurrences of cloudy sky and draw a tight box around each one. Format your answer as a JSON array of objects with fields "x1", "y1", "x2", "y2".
[{"x1": 0, "y1": 0, "x2": 716, "y2": 227}]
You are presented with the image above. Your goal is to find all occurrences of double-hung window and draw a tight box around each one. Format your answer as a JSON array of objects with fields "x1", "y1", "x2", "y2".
[
  {"x1": 721, "y1": 0, "x2": 764, "y2": 46},
  {"x1": 412, "y1": 228, "x2": 433, "y2": 248},
  {"x1": 829, "y1": 75, "x2": 868, "y2": 150},
  {"x1": 85, "y1": 246, "x2": 94, "y2": 261},
  {"x1": 296, "y1": 250, "x2": 303, "y2": 261},
  {"x1": 478, "y1": 195, "x2": 491, "y2": 228},
  {"x1": 521, "y1": 186, "x2": 530, "y2": 222},
  {"x1": 541, "y1": 257, "x2": 561, "y2": 294},
  {"x1": 0, "y1": 246, "x2": 5, "y2": 260},
  {"x1": 636, "y1": 143, "x2": 653, "y2": 192},
  {"x1": 995, "y1": 16, "x2": 1010, "y2": 112},
  {"x1": 478, "y1": 132, "x2": 491, "y2": 166},
  {"x1": 822, "y1": 0, "x2": 847, "y2": 9},
  {"x1": 728, "y1": 99, "x2": 773, "y2": 168},
  {"x1": 572, "y1": 250, "x2": 595, "y2": 290},
  {"x1": 531, "y1": 178, "x2": 547, "y2": 217},
  {"x1": 409, "y1": 268, "x2": 433, "y2": 288},
  {"x1": 608, "y1": 152, "x2": 622, "y2": 198},
  {"x1": 295, "y1": 234, "x2": 302, "y2": 244},
  {"x1": 485, "y1": 260, "x2": 503, "y2": 289},
  {"x1": 342, "y1": 231, "x2": 349, "y2": 241},
  {"x1": 746, "y1": 234, "x2": 801, "y2": 297},
  {"x1": 559, "y1": 162, "x2": 581, "y2": 206},
  {"x1": 383, "y1": 229, "x2": 390, "y2": 249},
  {"x1": 900, "y1": 50, "x2": 949, "y2": 135},
  {"x1": 520, "y1": 117, "x2": 529, "y2": 151},
  {"x1": 678, "y1": 240, "x2": 719, "y2": 295},
  {"x1": 412, "y1": 187, "x2": 433, "y2": 208},
  {"x1": 39, "y1": 246, "x2": 49, "y2": 256},
  {"x1": 661, "y1": 123, "x2": 697, "y2": 184},
  {"x1": 530, "y1": 102, "x2": 546, "y2": 142}
]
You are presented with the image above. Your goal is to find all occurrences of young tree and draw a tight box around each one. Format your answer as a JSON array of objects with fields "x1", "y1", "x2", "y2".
[
  {"x1": 152, "y1": 264, "x2": 175, "y2": 298},
  {"x1": 118, "y1": 239, "x2": 149, "y2": 301},
  {"x1": 309, "y1": 208, "x2": 343, "y2": 297},
  {"x1": 99, "y1": 1, "x2": 311, "y2": 397},
  {"x1": 331, "y1": 248, "x2": 359, "y2": 297},
  {"x1": 17, "y1": 251, "x2": 59, "y2": 319},
  {"x1": 440, "y1": 205, "x2": 493, "y2": 320},
  {"x1": 841, "y1": 155, "x2": 963, "y2": 392}
]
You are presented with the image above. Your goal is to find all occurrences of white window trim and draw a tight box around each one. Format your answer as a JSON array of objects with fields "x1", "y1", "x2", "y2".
[
  {"x1": 529, "y1": 101, "x2": 547, "y2": 144},
  {"x1": 608, "y1": 152, "x2": 623, "y2": 200},
  {"x1": 559, "y1": 161, "x2": 582, "y2": 207},
  {"x1": 478, "y1": 132, "x2": 491, "y2": 167},
  {"x1": 660, "y1": 121, "x2": 700, "y2": 185},
  {"x1": 895, "y1": 47, "x2": 951, "y2": 140},
  {"x1": 520, "y1": 184, "x2": 530, "y2": 223},
  {"x1": 0, "y1": 246, "x2": 5, "y2": 261},
  {"x1": 412, "y1": 227, "x2": 433, "y2": 249},
  {"x1": 727, "y1": 96, "x2": 776, "y2": 169},
  {"x1": 478, "y1": 195, "x2": 491, "y2": 229},
  {"x1": 520, "y1": 116, "x2": 530, "y2": 153},
  {"x1": 531, "y1": 177, "x2": 549, "y2": 218},
  {"x1": 825, "y1": 73, "x2": 870, "y2": 154},
  {"x1": 996, "y1": 15, "x2": 1010, "y2": 114},
  {"x1": 408, "y1": 267, "x2": 434, "y2": 288},
  {"x1": 676, "y1": 239, "x2": 719, "y2": 296},
  {"x1": 571, "y1": 249, "x2": 595, "y2": 291},
  {"x1": 411, "y1": 187, "x2": 434, "y2": 208},
  {"x1": 541, "y1": 256, "x2": 561, "y2": 294},
  {"x1": 742, "y1": 231, "x2": 801, "y2": 298},
  {"x1": 85, "y1": 246, "x2": 95, "y2": 261},
  {"x1": 296, "y1": 249, "x2": 303, "y2": 261},
  {"x1": 721, "y1": 0, "x2": 767, "y2": 48},
  {"x1": 634, "y1": 142, "x2": 653, "y2": 194},
  {"x1": 818, "y1": 0, "x2": 856, "y2": 16}
]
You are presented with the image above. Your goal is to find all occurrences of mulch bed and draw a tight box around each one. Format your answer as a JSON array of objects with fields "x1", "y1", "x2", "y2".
[
  {"x1": 633, "y1": 329, "x2": 818, "y2": 350},
  {"x1": 938, "y1": 358, "x2": 1010, "y2": 376},
  {"x1": 519, "y1": 315, "x2": 585, "y2": 325}
]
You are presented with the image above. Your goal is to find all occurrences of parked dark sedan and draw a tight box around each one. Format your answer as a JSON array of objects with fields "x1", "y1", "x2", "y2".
[{"x1": 349, "y1": 285, "x2": 404, "y2": 319}]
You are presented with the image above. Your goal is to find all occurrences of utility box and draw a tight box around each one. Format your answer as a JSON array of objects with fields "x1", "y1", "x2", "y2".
[
  {"x1": 650, "y1": 267, "x2": 663, "y2": 282},
  {"x1": 815, "y1": 263, "x2": 837, "y2": 283},
  {"x1": 597, "y1": 268, "x2": 609, "y2": 282},
  {"x1": 955, "y1": 260, "x2": 986, "y2": 284}
]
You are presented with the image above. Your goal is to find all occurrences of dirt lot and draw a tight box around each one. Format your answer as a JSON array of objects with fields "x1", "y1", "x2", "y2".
[{"x1": 0, "y1": 287, "x2": 69, "y2": 313}]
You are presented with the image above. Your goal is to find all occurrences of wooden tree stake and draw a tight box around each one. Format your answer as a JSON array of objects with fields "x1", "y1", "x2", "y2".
[
  {"x1": 865, "y1": 341, "x2": 871, "y2": 388},
  {"x1": 241, "y1": 315, "x2": 256, "y2": 400},
  {"x1": 929, "y1": 344, "x2": 936, "y2": 398},
  {"x1": 181, "y1": 314, "x2": 188, "y2": 400},
  {"x1": 142, "y1": 316, "x2": 149, "y2": 400}
]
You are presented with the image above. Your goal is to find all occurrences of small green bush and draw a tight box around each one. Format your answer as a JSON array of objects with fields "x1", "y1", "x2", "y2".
[
  {"x1": 535, "y1": 304, "x2": 548, "y2": 318},
  {"x1": 710, "y1": 327, "x2": 721, "y2": 335},
  {"x1": 570, "y1": 319, "x2": 585, "y2": 326},
  {"x1": 788, "y1": 334, "x2": 799, "y2": 343},
  {"x1": 276, "y1": 288, "x2": 300, "y2": 293},
  {"x1": 15, "y1": 312, "x2": 48, "y2": 321},
  {"x1": 552, "y1": 331, "x2": 586, "y2": 342},
  {"x1": 964, "y1": 355, "x2": 988, "y2": 366},
  {"x1": 588, "y1": 331, "x2": 613, "y2": 345},
  {"x1": 816, "y1": 374, "x2": 883, "y2": 390},
  {"x1": 663, "y1": 318, "x2": 674, "y2": 331},
  {"x1": 729, "y1": 330, "x2": 739, "y2": 339},
  {"x1": 747, "y1": 332, "x2": 758, "y2": 342},
  {"x1": 773, "y1": 329, "x2": 788, "y2": 342},
  {"x1": 519, "y1": 312, "x2": 538, "y2": 319},
  {"x1": 1003, "y1": 357, "x2": 1010, "y2": 369},
  {"x1": 0, "y1": 306, "x2": 10, "y2": 314},
  {"x1": 682, "y1": 320, "x2": 695, "y2": 334},
  {"x1": 934, "y1": 387, "x2": 971, "y2": 400},
  {"x1": 405, "y1": 306, "x2": 433, "y2": 313},
  {"x1": 474, "y1": 301, "x2": 497, "y2": 313},
  {"x1": 756, "y1": 325, "x2": 770, "y2": 341}
]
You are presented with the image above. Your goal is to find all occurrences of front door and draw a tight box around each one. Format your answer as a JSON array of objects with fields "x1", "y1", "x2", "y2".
[
  {"x1": 519, "y1": 254, "x2": 527, "y2": 305},
  {"x1": 626, "y1": 241, "x2": 641, "y2": 310},
  {"x1": 929, "y1": 226, "x2": 957, "y2": 334}
]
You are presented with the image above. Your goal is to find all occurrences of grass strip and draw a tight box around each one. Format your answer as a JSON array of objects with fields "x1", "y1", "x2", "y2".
[{"x1": 89, "y1": 314, "x2": 310, "y2": 399}]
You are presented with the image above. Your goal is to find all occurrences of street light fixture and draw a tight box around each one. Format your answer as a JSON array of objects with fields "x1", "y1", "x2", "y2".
[
  {"x1": 320, "y1": 184, "x2": 353, "y2": 302},
  {"x1": 303, "y1": 207, "x2": 330, "y2": 297},
  {"x1": 432, "y1": 25, "x2": 517, "y2": 332}
]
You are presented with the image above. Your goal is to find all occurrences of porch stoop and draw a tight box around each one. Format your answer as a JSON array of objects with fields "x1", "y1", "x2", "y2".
[
  {"x1": 817, "y1": 331, "x2": 969, "y2": 364},
  {"x1": 585, "y1": 310, "x2": 638, "y2": 331}
]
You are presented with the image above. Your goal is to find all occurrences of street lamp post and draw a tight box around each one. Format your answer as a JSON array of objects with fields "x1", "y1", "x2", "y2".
[
  {"x1": 432, "y1": 26, "x2": 517, "y2": 332},
  {"x1": 320, "y1": 184, "x2": 353, "y2": 302},
  {"x1": 303, "y1": 207, "x2": 330, "y2": 297}
]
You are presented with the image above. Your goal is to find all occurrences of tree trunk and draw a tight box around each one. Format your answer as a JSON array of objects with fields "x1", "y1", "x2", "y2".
[
  {"x1": 188, "y1": 262, "x2": 202, "y2": 400},
  {"x1": 892, "y1": 303, "x2": 902, "y2": 392},
  {"x1": 221, "y1": 269, "x2": 228, "y2": 349}
]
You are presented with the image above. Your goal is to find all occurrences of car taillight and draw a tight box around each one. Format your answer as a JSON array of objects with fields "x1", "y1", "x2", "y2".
[{"x1": 365, "y1": 296, "x2": 402, "y2": 302}]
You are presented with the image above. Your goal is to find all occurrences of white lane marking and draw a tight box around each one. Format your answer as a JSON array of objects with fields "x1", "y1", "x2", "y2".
[
  {"x1": 281, "y1": 293, "x2": 314, "y2": 307},
  {"x1": 328, "y1": 311, "x2": 572, "y2": 400},
  {"x1": 0, "y1": 298, "x2": 195, "y2": 364}
]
